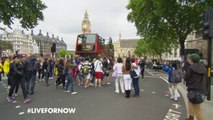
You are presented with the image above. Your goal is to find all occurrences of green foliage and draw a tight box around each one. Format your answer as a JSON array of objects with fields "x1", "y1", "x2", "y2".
[
  {"x1": 58, "y1": 49, "x2": 75, "y2": 58},
  {"x1": 0, "y1": 0, "x2": 47, "y2": 30},
  {"x1": 0, "y1": 40, "x2": 13, "y2": 52},
  {"x1": 127, "y1": 0, "x2": 213, "y2": 56},
  {"x1": 134, "y1": 38, "x2": 175, "y2": 57},
  {"x1": 58, "y1": 49, "x2": 67, "y2": 58},
  {"x1": 66, "y1": 51, "x2": 75, "y2": 57}
]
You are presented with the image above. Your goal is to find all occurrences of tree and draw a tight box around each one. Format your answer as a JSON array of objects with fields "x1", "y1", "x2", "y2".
[
  {"x1": 0, "y1": 40, "x2": 13, "y2": 57},
  {"x1": 58, "y1": 49, "x2": 75, "y2": 58},
  {"x1": 127, "y1": 0, "x2": 213, "y2": 59},
  {"x1": 135, "y1": 37, "x2": 175, "y2": 59},
  {"x1": 0, "y1": 0, "x2": 47, "y2": 30},
  {"x1": 58, "y1": 49, "x2": 67, "y2": 58}
]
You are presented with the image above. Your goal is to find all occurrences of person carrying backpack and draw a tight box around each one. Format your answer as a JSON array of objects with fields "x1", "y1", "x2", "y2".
[
  {"x1": 163, "y1": 62, "x2": 181, "y2": 102},
  {"x1": 102, "y1": 57, "x2": 110, "y2": 85},
  {"x1": 56, "y1": 59, "x2": 65, "y2": 88},
  {"x1": 81, "y1": 58, "x2": 92, "y2": 88}
]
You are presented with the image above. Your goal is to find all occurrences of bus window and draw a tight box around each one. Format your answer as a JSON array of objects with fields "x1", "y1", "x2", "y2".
[
  {"x1": 78, "y1": 34, "x2": 96, "y2": 44},
  {"x1": 86, "y1": 34, "x2": 96, "y2": 43}
]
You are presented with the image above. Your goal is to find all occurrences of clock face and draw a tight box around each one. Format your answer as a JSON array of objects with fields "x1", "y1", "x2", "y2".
[{"x1": 83, "y1": 24, "x2": 87, "y2": 28}]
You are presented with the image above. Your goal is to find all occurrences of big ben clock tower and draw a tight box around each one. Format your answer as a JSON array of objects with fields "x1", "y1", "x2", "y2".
[{"x1": 82, "y1": 10, "x2": 91, "y2": 34}]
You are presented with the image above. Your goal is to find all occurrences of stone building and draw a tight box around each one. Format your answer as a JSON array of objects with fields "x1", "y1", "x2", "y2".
[
  {"x1": 31, "y1": 30, "x2": 67, "y2": 56},
  {"x1": 0, "y1": 29, "x2": 39, "y2": 54},
  {"x1": 161, "y1": 32, "x2": 207, "y2": 61},
  {"x1": 185, "y1": 32, "x2": 208, "y2": 59},
  {"x1": 114, "y1": 34, "x2": 139, "y2": 59},
  {"x1": 0, "y1": 29, "x2": 67, "y2": 56}
]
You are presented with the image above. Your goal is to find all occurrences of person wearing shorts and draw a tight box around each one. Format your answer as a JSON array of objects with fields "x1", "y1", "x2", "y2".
[
  {"x1": 82, "y1": 58, "x2": 92, "y2": 88},
  {"x1": 94, "y1": 57, "x2": 103, "y2": 87}
]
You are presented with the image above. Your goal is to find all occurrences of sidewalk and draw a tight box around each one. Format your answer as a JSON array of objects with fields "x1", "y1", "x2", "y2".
[{"x1": 159, "y1": 71, "x2": 213, "y2": 120}]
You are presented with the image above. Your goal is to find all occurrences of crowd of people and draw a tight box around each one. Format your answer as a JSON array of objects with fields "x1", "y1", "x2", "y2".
[
  {"x1": 0, "y1": 53, "x2": 208, "y2": 120},
  {"x1": 0, "y1": 54, "x2": 148, "y2": 103}
]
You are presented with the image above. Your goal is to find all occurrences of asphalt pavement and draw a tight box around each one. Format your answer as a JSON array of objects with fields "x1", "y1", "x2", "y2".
[{"x1": 0, "y1": 69, "x2": 187, "y2": 120}]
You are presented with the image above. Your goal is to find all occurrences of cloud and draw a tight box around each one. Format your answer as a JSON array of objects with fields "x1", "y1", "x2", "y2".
[{"x1": 1, "y1": 0, "x2": 138, "y2": 50}]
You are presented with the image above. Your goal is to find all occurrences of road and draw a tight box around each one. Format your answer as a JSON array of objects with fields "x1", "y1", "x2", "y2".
[{"x1": 0, "y1": 68, "x2": 187, "y2": 120}]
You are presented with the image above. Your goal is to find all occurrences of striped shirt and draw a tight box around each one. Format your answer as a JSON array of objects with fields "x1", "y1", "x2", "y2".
[{"x1": 81, "y1": 61, "x2": 92, "y2": 74}]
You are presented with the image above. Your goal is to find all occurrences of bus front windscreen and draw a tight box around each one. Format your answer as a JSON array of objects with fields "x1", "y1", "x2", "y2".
[{"x1": 77, "y1": 34, "x2": 96, "y2": 44}]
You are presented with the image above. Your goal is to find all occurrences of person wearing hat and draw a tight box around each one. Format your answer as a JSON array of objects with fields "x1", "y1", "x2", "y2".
[{"x1": 184, "y1": 53, "x2": 207, "y2": 120}]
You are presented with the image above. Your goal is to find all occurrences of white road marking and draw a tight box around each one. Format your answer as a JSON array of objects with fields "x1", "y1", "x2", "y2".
[
  {"x1": 146, "y1": 70, "x2": 155, "y2": 76},
  {"x1": 165, "y1": 94, "x2": 169, "y2": 97},
  {"x1": 13, "y1": 101, "x2": 17, "y2": 103},
  {"x1": 140, "y1": 89, "x2": 144, "y2": 92},
  {"x1": 19, "y1": 112, "x2": 25, "y2": 115},
  {"x1": 16, "y1": 105, "x2": 21, "y2": 108},
  {"x1": 152, "y1": 92, "x2": 156, "y2": 94},
  {"x1": 173, "y1": 104, "x2": 181, "y2": 109},
  {"x1": 144, "y1": 76, "x2": 159, "y2": 78}
]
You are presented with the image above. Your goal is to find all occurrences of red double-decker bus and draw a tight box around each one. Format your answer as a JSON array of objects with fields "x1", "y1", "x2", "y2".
[{"x1": 75, "y1": 33, "x2": 114, "y2": 59}]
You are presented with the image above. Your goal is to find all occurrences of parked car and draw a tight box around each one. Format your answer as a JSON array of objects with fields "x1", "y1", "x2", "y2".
[{"x1": 145, "y1": 59, "x2": 153, "y2": 68}]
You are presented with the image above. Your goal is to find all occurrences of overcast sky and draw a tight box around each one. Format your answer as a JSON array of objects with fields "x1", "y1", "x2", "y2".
[{"x1": 1, "y1": 0, "x2": 139, "y2": 50}]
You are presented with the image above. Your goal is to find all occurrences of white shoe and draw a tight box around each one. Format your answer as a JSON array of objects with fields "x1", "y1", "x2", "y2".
[
  {"x1": 107, "y1": 82, "x2": 111, "y2": 85},
  {"x1": 8, "y1": 86, "x2": 11, "y2": 89},
  {"x1": 65, "y1": 90, "x2": 70, "y2": 93},
  {"x1": 89, "y1": 83, "x2": 93, "y2": 86},
  {"x1": 14, "y1": 93, "x2": 18, "y2": 97},
  {"x1": 115, "y1": 91, "x2": 119, "y2": 93},
  {"x1": 71, "y1": 92, "x2": 77, "y2": 95},
  {"x1": 170, "y1": 96, "x2": 174, "y2": 100}
]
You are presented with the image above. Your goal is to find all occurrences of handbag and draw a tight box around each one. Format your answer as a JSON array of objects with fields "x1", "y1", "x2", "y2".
[
  {"x1": 187, "y1": 91, "x2": 205, "y2": 104},
  {"x1": 130, "y1": 69, "x2": 139, "y2": 79}
]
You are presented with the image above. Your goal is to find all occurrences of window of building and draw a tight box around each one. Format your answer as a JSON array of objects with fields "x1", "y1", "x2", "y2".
[
  {"x1": 165, "y1": 52, "x2": 168, "y2": 57},
  {"x1": 174, "y1": 49, "x2": 177, "y2": 58}
]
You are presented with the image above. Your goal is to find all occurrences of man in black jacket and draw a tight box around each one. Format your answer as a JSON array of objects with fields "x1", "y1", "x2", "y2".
[
  {"x1": 42, "y1": 58, "x2": 49, "y2": 86},
  {"x1": 184, "y1": 53, "x2": 207, "y2": 120},
  {"x1": 7, "y1": 56, "x2": 30, "y2": 103},
  {"x1": 138, "y1": 56, "x2": 146, "y2": 80}
]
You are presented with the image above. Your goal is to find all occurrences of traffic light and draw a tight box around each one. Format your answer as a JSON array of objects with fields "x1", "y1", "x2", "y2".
[
  {"x1": 51, "y1": 43, "x2": 56, "y2": 53},
  {"x1": 200, "y1": 8, "x2": 213, "y2": 39}
]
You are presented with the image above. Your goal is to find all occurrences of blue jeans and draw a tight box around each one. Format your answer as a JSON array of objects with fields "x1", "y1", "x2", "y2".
[
  {"x1": 0, "y1": 72, "x2": 2, "y2": 82},
  {"x1": 49, "y1": 68, "x2": 54, "y2": 78},
  {"x1": 25, "y1": 71, "x2": 33, "y2": 94},
  {"x1": 25, "y1": 74, "x2": 36, "y2": 93},
  {"x1": 75, "y1": 72, "x2": 82, "y2": 83},
  {"x1": 65, "y1": 72, "x2": 74, "y2": 92},
  {"x1": 132, "y1": 77, "x2": 140, "y2": 96}
]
